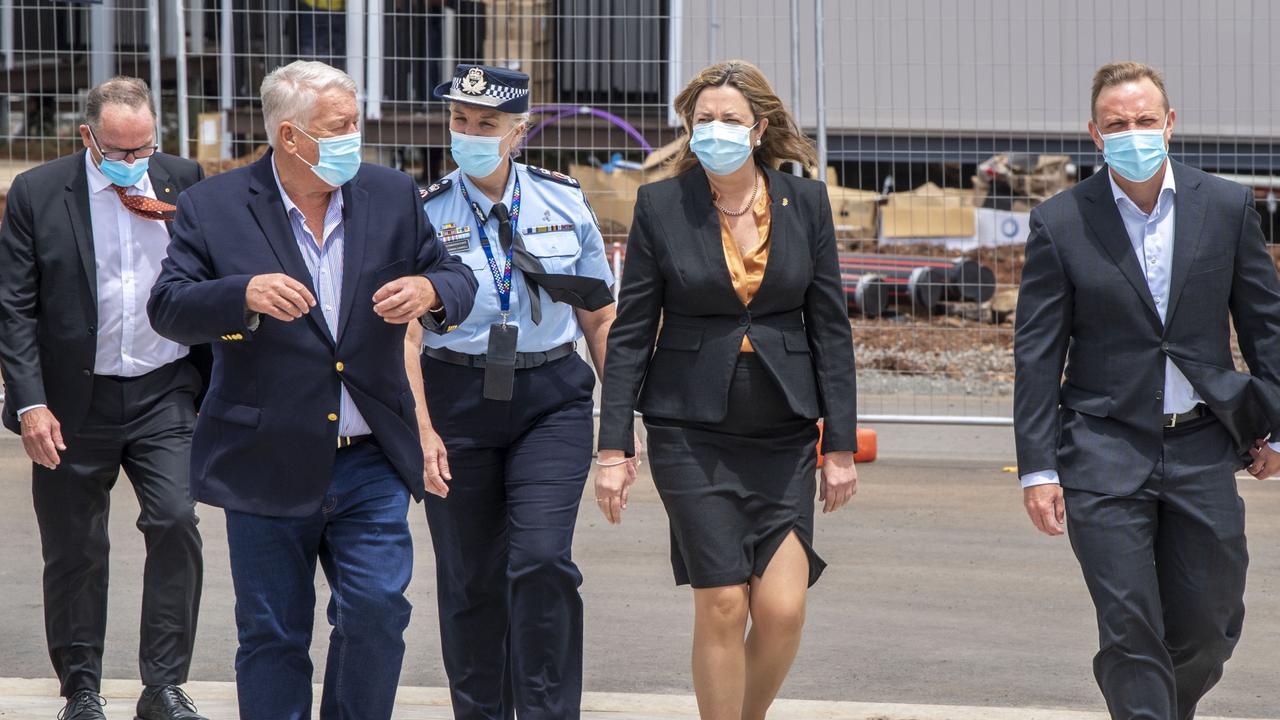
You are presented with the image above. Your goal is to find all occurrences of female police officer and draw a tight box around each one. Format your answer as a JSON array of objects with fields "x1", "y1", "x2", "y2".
[{"x1": 405, "y1": 64, "x2": 624, "y2": 720}]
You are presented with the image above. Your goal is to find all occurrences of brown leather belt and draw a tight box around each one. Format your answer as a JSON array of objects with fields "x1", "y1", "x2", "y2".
[
  {"x1": 423, "y1": 342, "x2": 576, "y2": 370},
  {"x1": 1163, "y1": 404, "x2": 1207, "y2": 429}
]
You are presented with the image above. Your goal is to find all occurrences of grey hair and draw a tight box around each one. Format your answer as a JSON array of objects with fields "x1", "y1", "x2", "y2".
[
  {"x1": 85, "y1": 76, "x2": 154, "y2": 129},
  {"x1": 260, "y1": 60, "x2": 358, "y2": 148}
]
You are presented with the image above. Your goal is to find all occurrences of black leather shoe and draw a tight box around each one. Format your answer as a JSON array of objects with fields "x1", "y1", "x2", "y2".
[
  {"x1": 58, "y1": 690, "x2": 106, "y2": 720},
  {"x1": 134, "y1": 685, "x2": 208, "y2": 720}
]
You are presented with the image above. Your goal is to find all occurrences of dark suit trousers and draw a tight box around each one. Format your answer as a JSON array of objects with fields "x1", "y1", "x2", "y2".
[
  {"x1": 32, "y1": 359, "x2": 203, "y2": 696},
  {"x1": 423, "y1": 353, "x2": 595, "y2": 720},
  {"x1": 1064, "y1": 417, "x2": 1247, "y2": 720}
]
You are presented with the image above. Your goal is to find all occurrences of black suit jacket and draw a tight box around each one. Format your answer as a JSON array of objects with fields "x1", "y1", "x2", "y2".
[
  {"x1": 0, "y1": 150, "x2": 207, "y2": 436},
  {"x1": 598, "y1": 165, "x2": 858, "y2": 455},
  {"x1": 1014, "y1": 161, "x2": 1280, "y2": 495},
  {"x1": 147, "y1": 152, "x2": 478, "y2": 517}
]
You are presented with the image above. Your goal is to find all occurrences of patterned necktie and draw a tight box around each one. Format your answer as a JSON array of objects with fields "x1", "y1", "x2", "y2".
[{"x1": 112, "y1": 184, "x2": 177, "y2": 222}]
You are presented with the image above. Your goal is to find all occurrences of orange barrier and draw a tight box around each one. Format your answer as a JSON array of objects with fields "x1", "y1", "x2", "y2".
[{"x1": 816, "y1": 422, "x2": 878, "y2": 466}]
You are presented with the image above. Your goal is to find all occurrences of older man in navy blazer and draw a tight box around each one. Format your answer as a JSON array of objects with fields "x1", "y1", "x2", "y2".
[{"x1": 148, "y1": 60, "x2": 476, "y2": 720}]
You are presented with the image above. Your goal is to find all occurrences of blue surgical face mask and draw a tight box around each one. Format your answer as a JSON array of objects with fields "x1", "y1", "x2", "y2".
[
  {"x1": 1101, "y1": 117, "x2": 1169, "y2": 183},
  {"x1": 294, "y1": 127, "x2": 362, "y2": 187},
  {"x1": 98, "y1": 155, "x2": 150, "y2": 188},
  {"x1": 90, "y1": 131, "x2": 150, "y2": 187},
  {"x1": 450, "y1": 128, "x2": 513, "y2": 179},
  {"x1": 690, "y1": 120, "x2": 759, "y2": 176}
]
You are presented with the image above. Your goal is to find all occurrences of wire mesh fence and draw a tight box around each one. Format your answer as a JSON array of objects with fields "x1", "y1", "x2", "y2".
[{"x1": 2, "y1": 0, "x2": 1278, "y2": 422}]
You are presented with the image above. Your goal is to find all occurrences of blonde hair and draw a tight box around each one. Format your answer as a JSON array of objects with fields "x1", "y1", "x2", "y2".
[
  {"x1": 1091, "y1": 61, "x2": 1170, "y2": 121},
  {"x1": 669, "y1": 60, "x2": 816, "y2": 176}
]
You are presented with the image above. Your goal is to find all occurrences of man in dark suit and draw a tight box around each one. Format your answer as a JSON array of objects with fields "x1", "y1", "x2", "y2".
[
  {"x1": 0, "y1": 77, "x2": 209, "y2": 720},
  {"x1": 1015, "y1": 61, "x2": 1280, "y2": 720},
  {"x1": 147, "y1": 60, "x2": 477, "y2": 720}
]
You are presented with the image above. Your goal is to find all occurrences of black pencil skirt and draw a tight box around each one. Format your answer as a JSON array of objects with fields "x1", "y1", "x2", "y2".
[{"x1": 643, "y1": 353, "x2": 827, "y2": 589}]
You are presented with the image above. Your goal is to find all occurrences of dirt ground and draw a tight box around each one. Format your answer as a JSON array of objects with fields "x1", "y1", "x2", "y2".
[{"x1": 848, "y1": 242, "x2": 1280, "y2": 380}]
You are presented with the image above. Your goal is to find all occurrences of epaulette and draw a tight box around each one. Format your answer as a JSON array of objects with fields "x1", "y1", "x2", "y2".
[
  {"x1": 419, "y1": 178, "x2": 453, "y2": 202},
  {"x1": 526, "y1": 165, "x2": 581, "y2": 188}
]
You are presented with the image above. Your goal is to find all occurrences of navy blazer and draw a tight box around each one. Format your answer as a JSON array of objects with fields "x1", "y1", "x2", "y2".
[
  {"x1": 148, "y1": 153, "x2": 478, "y2": 517},
  {"x1": 1014, "y1": 161, "x2": 1280, "y2": 494}
]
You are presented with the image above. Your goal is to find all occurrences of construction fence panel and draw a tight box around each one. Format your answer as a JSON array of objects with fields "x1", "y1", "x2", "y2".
[{"x1": 2, "y1": 0, "x2": 1278, "y2": 422}]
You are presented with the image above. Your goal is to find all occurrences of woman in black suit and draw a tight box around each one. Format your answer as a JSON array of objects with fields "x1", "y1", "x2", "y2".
[{"x1": 595, "y1": 60, "x2": 859, "y2": 719}]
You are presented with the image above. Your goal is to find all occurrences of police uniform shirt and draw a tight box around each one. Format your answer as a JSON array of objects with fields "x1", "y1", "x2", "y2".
[{"x1": 422, "y1": 163, "x2": 615, "y2": 355}]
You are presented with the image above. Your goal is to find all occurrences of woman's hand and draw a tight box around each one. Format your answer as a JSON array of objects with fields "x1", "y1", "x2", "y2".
[
  {"x1": 819, "y1": 451, "x2": 858, "y2": 513},
  {"x1": 422, "y1": 426, "x2": 452, "y2": 498},
  {"x1": 594, "y1": 449, "x2": 638, "y2": 525}
]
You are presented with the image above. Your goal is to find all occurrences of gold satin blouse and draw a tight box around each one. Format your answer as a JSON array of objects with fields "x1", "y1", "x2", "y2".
[{"x1": 716, "y1": 181, "x2": 772, "y2": 352}]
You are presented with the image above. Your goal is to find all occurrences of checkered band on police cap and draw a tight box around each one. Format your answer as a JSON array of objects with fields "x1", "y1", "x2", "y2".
[{"x1": 434, "y1": 64, "x2": 531, "y2": 113}]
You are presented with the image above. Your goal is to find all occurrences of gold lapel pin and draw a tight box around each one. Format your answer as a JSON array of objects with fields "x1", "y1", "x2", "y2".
[
  {"x1": 782, "y1": 197, "x2": 789, "y2": 207},
  {"x1": 164, "y1": 187, "x2": 171, "y2": 193}
]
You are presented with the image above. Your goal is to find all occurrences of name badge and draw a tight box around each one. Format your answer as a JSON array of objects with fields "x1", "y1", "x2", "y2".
[{"x1": 439, "y1": 223, "x2": 472, "y2": 253}]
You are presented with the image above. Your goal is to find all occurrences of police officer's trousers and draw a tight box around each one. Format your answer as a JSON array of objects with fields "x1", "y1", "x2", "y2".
[{"x1": 423, "y1": 352, "x2": 594, "y2": 720}]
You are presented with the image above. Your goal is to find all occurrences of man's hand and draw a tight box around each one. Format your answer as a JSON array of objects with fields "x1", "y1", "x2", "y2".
[
  {"x1": 246, "y1": 273, "x2": 316, "y2": 322},
  {"x1": 1024, "y1": 483, "x2": 1065, "y2": 536},
  {"x1": 1247, "y1": 439, "x2": 1280, "y2": 479},
  {"x1": 21, "y1": 408, "x2": 65, "y2": 470},
  {"x1": 374, "y1": 276, "x2": 438, "y2": 324},
  {"x1": 819, "y1": 451, "x2": 858, "y2": 513},
  {"x1": 422, "y1": 426, "x2": 451, "y2": 498}
]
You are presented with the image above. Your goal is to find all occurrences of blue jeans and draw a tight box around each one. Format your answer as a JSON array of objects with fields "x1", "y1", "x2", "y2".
[{"x1": 225, "y1": 442, "x2": 413, "y2": 720}]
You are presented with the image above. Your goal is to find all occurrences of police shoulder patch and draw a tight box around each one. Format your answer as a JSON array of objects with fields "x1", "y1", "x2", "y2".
[
  {"x1": 526, "y1": 165, "x2": 580, "y2": 188},
  {"x1": 419, "y1": 178, "x2": 454, "y2": 202}
]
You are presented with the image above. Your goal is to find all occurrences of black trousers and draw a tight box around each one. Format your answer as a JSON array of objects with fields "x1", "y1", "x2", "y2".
[
  {"x1": 422, "y1": 353, "x2": 595, "y2": 720},
  {"x1": 32, "y1": 359, "x2": 204, "y2": 696},
  {"x1": 1064, "y1": 417, "x2": 1248, "y2": 720}
]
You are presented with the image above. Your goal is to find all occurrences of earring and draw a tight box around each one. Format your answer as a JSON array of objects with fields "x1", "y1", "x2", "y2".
[{"x1": 756, "y1": 138, "x2": 762, "y2": 146}]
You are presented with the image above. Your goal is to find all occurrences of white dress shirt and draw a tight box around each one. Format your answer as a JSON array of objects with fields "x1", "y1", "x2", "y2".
[{"x1": 17, "y1": 154, "x2": 187, "y2": 419}]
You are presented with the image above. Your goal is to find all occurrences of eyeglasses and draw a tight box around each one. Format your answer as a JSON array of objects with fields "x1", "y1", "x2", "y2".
[{"x1": 88, "y1": 127, "x2": 158, "y2": 162}]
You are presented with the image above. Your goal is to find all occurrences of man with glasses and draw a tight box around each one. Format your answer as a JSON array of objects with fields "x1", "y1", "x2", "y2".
[{"x1": 0, "y1": 76, "x2": 209, "y2": 720}]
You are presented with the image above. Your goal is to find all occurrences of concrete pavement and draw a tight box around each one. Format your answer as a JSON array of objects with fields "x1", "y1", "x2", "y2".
[
  {"x1": 1, "y1": 425, "x2": 1277, "y2": 717},
  {"x1": 0, "y1": 679, "x2": 1275, "y2": 720}
]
